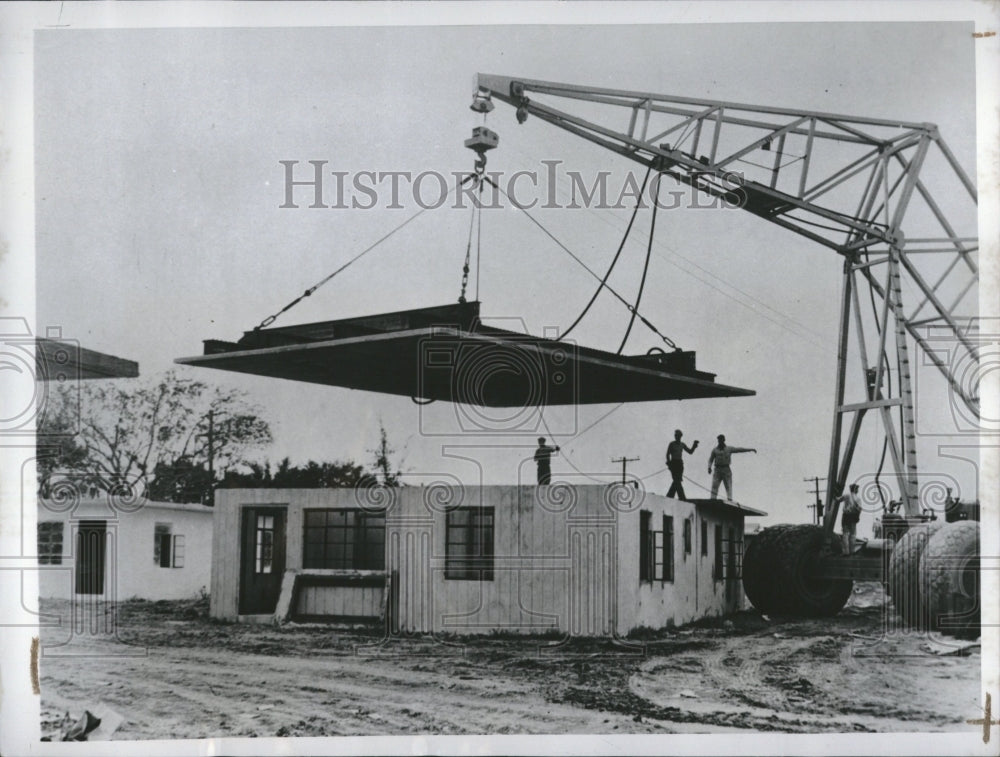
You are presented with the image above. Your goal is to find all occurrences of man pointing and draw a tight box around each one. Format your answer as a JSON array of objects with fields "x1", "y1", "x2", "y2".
[{"x1": 708, "y1": 434, "x2": 757, "y2": 501}]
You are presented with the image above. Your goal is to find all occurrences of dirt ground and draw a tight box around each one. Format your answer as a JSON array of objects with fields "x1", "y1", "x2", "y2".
[{"x1": 38, "y1": 583, "x2": 981, "y2": 739}]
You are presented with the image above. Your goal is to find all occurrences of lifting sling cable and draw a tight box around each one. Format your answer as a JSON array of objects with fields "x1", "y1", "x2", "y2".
[
  {"x1": 475, "y1": 185, "x2": 483, "y2": 301},
  {"x1": 561, "y1": 166, "x2": 652, "y2": 340},
  {"x1": 458, "y1": 177, "x2": 485, "y2": 303},
  {"x1": 502, "y1": 143, "x2": 826, "y2": 349},
  {"x1": 617, "y1": 173, "x2": 661, "y2": 355},
  {"x1": 458, "y1": 182, "x2": 478, "y2": 303},
  {"x1": 481, "y1": 174, "x2": 680, "y2": 351},
  {"x1": 254, "y1": 173, "x2": 478, "y2": 331}
]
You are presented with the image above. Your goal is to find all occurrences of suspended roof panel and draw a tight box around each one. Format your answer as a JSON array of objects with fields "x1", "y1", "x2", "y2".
[
  {"x1": 176, "y1": 302, "x2": 754, "y2": 406},
  {"x1": 36, "y1": 339, "x2": 139, "y2": 381}
]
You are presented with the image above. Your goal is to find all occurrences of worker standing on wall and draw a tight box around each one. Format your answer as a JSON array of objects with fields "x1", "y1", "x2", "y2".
[
  {"x1": 535, "y1": 436, "x2": 559, "y2": 486},
  {"x1": 707, "y1": 434, "x2": 757, "y2": 500},
  {"x1": 534, "y1": 437, "x2": 560, "y2": 485},
  {"x1": 665, "y1": 429, "x2": 699, "y2": 499}
]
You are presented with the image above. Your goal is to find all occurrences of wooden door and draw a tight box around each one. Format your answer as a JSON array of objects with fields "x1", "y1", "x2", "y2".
[{"x1": 239, "y1": 508, "x2": 286, "y2": 614}]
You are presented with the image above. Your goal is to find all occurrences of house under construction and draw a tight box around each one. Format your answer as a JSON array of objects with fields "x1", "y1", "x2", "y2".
[{"x1": 209, "y1": 485, "x2": 764, "y2": 635}]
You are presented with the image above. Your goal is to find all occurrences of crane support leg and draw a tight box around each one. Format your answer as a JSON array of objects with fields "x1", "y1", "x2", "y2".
[
  {"x1": 889, "y1": 245, "x2": 921, "y2": 515},
  {"x1": 824, "y1": 263, "x2": 853, "y2": 531}
]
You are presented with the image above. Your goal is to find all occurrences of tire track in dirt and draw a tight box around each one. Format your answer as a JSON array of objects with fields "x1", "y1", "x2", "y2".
[
  {"x1": 630, "y1": 620, "x2": 977, "y2": 732},
  {"x1": 38, "y1": 593, "x2": 980, "y2": 738},
  {"x1": 41, "y1": 635, "x2": 648, "y2": 737}
]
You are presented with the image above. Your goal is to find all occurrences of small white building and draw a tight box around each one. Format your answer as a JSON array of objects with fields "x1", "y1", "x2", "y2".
[
  {"x1": 37, "y1": 497, "x2": 214, "y2": 601},
  {"x1": 210, "y1": 485, "x2": 764, "y2": 635}
]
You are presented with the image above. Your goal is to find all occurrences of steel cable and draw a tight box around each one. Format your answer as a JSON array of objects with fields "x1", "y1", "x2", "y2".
[
  {"x1": 617, "y1": 173, "x2": 661, "y2": 354},
  {"x1": 560, "y1": 166, "x2": 652, "y2": 340},
  {"x1": 254, "y1": 173, "x2": 478, "y2": 331},
  {"x1": 481, "y1": 174, "x2": 680, "y2": 351}
]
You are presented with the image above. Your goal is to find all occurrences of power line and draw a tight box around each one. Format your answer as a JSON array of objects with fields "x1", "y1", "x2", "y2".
[{"x1": 611, "y1": 455, "x2": 640, "y2": 485}]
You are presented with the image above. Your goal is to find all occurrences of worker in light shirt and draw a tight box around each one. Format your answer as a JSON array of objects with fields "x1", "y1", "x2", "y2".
[{"x1": 707, "y1": 434, "x2": 757, "y2": 501}]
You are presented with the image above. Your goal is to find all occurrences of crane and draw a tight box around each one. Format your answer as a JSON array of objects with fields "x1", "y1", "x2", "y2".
[
  {"x1": 179, "y1": 73, "x2": 981, "y2": 629},
  {"x1": 470, "y1": 73, "x2": 979, "y2": 522},
  {"x1": 471, "y1": 74, "x2": 981, "y2": 628}
]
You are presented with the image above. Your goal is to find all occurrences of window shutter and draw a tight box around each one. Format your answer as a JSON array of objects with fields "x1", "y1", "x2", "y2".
[
  {"x1": 172, "y1": 535, "x2": 185, "y2": 568},
  {"x1": 639, "y1": 511, "x2": 651, "y2": 582},
  {"x1": 37, "y1": 522, "x2": 64, "y2": 565},
  {"x1": 663, "y1": 515, "x2": 674, "y2": 583},
  {"x1": 155, "y1": 524, "x2": 172, "y2": 567}
]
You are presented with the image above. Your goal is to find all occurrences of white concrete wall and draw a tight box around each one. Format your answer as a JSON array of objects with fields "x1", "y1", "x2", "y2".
[
  {"x1": 615, "y1": 494, "x2": 746, "y2": 634},
  {"x1": 210, "y1": 486, "x2": 753, "y2": 635},
  {"x1": 37, "y1": 499, "x2": 213, "y2": 601},
  {"x1": 389, "y1": 485, "x2": 620, "y2": 636},
  {"x1": 210, "y1": 488, "x2": 380, "y2": 621}
]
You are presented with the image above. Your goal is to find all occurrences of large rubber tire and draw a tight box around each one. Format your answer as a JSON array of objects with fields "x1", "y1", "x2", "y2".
[
  {"x1": 742, "y1": 525, "x2": 794, "y2": 615},
  {"x1": 886, "y1": 520, "x2": 946, "y2": 627},
  {"x1": 771, "y1": 524, "x2": 853, "y2": 617},
  {"x1": 879, "y1": 512, "x2": 908, "y2": 542},
  {"x1": 919, "y1": 521, "x2": 980, "y2": 638}
]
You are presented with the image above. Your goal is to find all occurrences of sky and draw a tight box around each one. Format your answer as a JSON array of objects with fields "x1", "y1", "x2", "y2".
[{"x1": 33, "y1": 19, "x2": 982, "y2": 528}]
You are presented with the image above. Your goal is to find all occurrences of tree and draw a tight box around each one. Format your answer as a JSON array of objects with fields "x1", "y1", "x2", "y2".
[
  {"x1": 147, "y1": 457, "x2": 216, "y2": 504},
  {"x1": 219, "y1": 457, "x2": 377, "y2": 489},
  {"x1": 37, "y1": 370, "x2": 272, "y2": 501}
]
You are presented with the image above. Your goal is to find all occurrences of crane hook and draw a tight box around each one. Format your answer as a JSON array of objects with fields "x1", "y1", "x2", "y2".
[
  {"x1": 474, "y1": 152, "x2": 488, "y2": 175},
  {"x1": 465, "y1": 126, "x2": 498, "y2": 176}
]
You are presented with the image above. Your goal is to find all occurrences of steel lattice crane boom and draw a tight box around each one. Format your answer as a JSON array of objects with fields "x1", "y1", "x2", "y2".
[{"x1": 471, "y1": 73, "x2": 980, "y2": 522}]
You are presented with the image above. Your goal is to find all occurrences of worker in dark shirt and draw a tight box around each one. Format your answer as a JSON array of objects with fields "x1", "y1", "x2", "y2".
[
  {"x1": 534, "y1": 437, "x2": 560, "y2": 485},
  {"x1": 665, "y1": 429, "x2": 699, "y2": 499}
]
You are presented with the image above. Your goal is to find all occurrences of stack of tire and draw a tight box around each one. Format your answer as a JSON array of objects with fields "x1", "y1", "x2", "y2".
[
  {"x1": 887, "y1": 520, "x2": 980, "y2": 638},
  {"x1": 743, "y1": 524, "x2": 852, "y2": 617},
  {"x1": 742, "y1": 521, "x2": 980, "y2": 635}
]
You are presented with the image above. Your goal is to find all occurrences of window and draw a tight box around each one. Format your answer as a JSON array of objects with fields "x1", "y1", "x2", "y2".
[
  {"x1": 727, "y1": 526, "x2": 737, "y2": 581},
  {"x1": 155, "y1": 524, "x2": 171, "y2": 567},
  {"x1": 639, "y1": 510, "x2": 651, "y2": 581},
  {"x1": 701, "y1": 519, "x2": 708, "y2": 556},
  {"x1": 445, "y1": 507, "x2": 494, "y2": 580},
  {"x1": 256, "y1": 514, "x2": 275, "y2": 574},
  {"x1": 683, "y1": 518, "x2": 692, "y2": 556},
  {"x1": 303, "y1": 509, "x2": 385, "y2": 570},
  {"x1": 714, "y1": 524, "x2": 724, "y2": 580},
  {"x1": 662, "y1": 515, "x2": 674, "y2": 582},
  {"x1": 37, "y1": 522, "x2": 63, "y2": 565},
  {"x1": 154, "y1": 523, "x2": 185, "y2": 568},
  {"x1": 640, "y1": 512, "x2": 673, "y2": 583}
]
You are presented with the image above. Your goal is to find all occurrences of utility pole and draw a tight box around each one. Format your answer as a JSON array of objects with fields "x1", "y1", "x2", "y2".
[
  {"x1": 804, "y1": 475, "x2": 827, "y2": 524},
  {"x1": 611, "y1": 455, "x2": 640, "y2": 485},
  {"x1": 206, "y1": 409, "x2": 215, "y2": 481},
  {"x1": 193, "y1": 409, "x2": 220, "y2": 507},
  {"x1": 197, "y1": 409, "x2": 217, "y2": 481}
]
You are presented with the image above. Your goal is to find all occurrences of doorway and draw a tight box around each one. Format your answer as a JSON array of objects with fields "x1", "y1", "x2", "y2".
[
  {"x1": 75, "y1": 520, "x2": 107, "y2": 595},
  {"x1": 239, "y1": 508, "x2": 286, "y2": 614}
]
